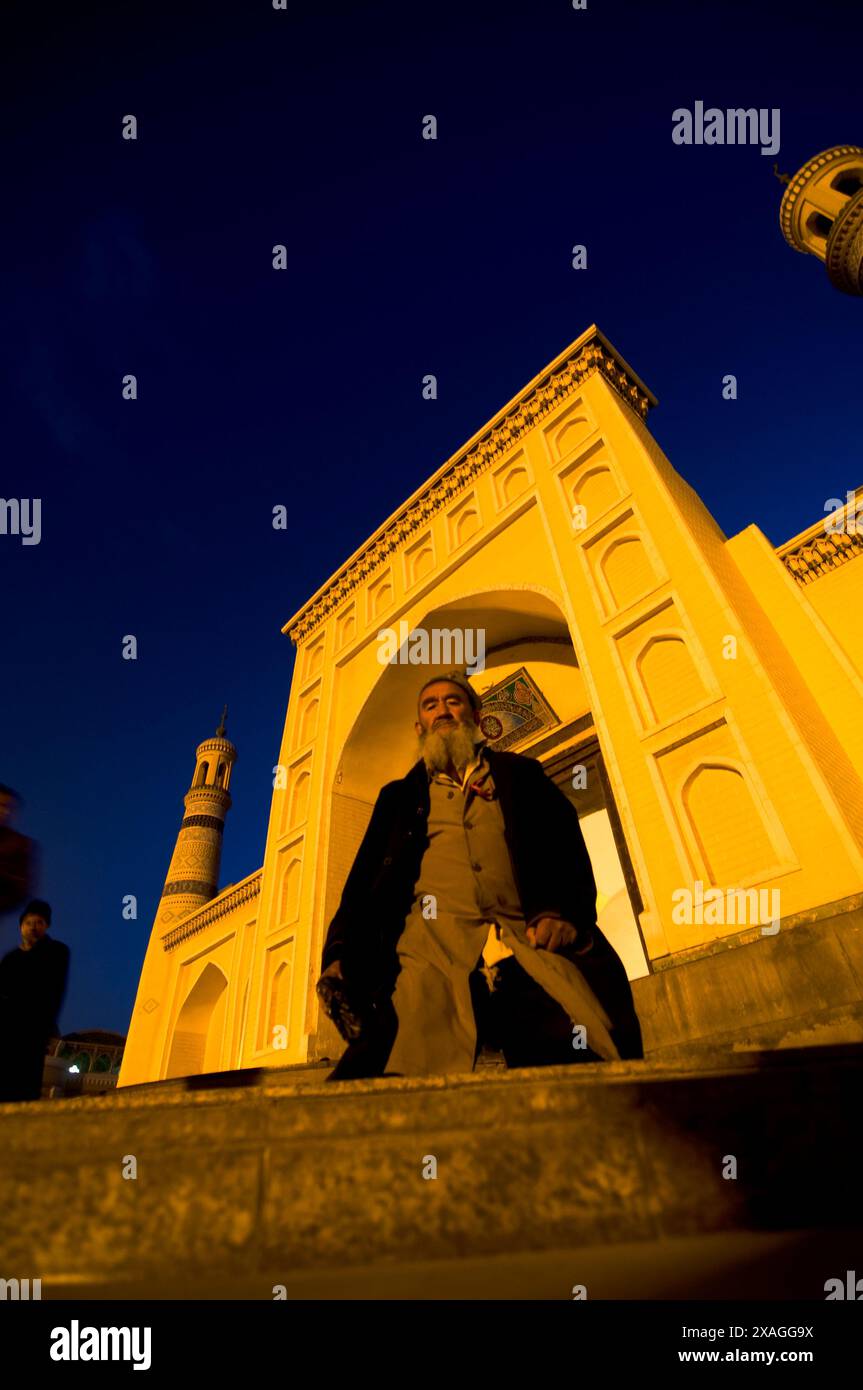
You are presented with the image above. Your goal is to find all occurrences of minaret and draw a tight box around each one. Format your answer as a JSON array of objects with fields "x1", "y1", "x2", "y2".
[
  {"x1": 152, "y1": 708, "x2": 238, "y2": 933},
  {"x1": 779, "y1": 144, "x2": 863, "y2": 295}
]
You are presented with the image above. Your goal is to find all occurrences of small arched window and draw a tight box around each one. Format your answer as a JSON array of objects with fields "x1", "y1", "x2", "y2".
[
  {"x1": 832, "y1": 171, "x2": 863, "y2": 198},
  {"x1": 195, "y1": 761, "x2": 210, "y2": 787},
  {"x1": 217, "y1": 762, "x2": 227, "y2": 788},
  {"x1": 807, "y1": 211, "x2": 833, "y2": 240}
]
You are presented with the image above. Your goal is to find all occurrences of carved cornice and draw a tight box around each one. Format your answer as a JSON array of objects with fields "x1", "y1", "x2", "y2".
[
  {"x1": 285, "y1": 329, "x2": 656, "y2": 645},
  {"x1": 196, "y1": 735, "x2": 237, "y2": 758},
  {"x1": 184, "y1": 786, "x2": 232, "y2": 812},
  {"x1": 161, "y1": 870, "x2": 262, "y2": 952},
  {"x1": 776, "y1": 491, "x2": 863, "y2": 584}
]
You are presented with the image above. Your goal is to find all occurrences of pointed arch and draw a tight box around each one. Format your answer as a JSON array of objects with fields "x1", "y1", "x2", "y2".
[{"x1": 165, "y1": 961, "x2": 228, "y2": 1079}]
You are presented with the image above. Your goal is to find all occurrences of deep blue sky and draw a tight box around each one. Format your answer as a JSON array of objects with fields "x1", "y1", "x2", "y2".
[{"x1": 2, "y1": 0, "x2": 860, "y2": 1035}]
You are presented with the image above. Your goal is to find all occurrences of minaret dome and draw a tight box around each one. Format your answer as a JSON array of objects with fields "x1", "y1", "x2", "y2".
[{"x1": 780, "y1": 144, "x2": 863, "y2": 295}]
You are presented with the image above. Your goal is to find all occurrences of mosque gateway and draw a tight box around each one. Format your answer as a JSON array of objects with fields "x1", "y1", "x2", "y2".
[{"x1": 119, "y1": 324, "x2": 863, "y2": 1086}]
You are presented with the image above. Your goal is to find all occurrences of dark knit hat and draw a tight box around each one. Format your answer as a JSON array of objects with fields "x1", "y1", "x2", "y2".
[{"x1": 20, "y1": 898, "x2": 51, "y2": 926}]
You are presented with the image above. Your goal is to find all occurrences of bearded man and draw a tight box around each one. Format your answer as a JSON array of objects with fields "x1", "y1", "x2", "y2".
[{"x1": 316, "y1": 671, "x2": 643, "y2": 1081}]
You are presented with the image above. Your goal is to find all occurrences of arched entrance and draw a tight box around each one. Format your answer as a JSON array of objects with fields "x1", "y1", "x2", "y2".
[
  {"x1": 165, "y1": 962, "x2": 228, "y2": 1079},
  {"x1": 320, "y1": 587, "x2": 649, "y2": 1013}
]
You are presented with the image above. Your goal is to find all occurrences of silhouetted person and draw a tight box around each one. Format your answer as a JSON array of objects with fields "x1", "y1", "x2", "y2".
[
  {"x1": 0, "y1": 784, "x2": 33, "y2": 918},
  {"x1": 0, "y1": 900, "x2": 69, "y2": 1102}
]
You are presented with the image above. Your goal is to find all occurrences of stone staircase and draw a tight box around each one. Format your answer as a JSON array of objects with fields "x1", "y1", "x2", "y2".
[{"x1": 1, "y1": 1043, "x2": 860, "y2": 1300}]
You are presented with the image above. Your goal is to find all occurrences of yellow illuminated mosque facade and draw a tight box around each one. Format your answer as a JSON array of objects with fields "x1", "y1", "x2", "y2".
[{"x1": 118, "y1": 318, "x2": 863, "y2": 1087}]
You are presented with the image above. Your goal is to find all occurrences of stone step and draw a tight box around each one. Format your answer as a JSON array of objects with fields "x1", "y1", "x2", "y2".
[
  {"x1": 37, "y1": 1228, "x2": 863, "y2": 1301},
  {"x1": 108, "y1": 1035, "x2": 850, "y2": 1095},
  {"x1": 1, "y1": 1043, "x2": 860, "y2": 1299}
]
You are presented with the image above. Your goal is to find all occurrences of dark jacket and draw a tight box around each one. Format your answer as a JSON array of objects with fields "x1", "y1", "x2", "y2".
[
  {"x1": 0, "y1": 934, "x2": 70, "y2": 1101},
  {"x1": 321, "y1": 745, "x2": 642, "y2": 1078}
]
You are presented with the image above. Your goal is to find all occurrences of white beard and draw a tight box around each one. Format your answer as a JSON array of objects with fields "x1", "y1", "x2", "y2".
[{"x1": 418, "y1": 718, "x2": 484, "y2": 774}]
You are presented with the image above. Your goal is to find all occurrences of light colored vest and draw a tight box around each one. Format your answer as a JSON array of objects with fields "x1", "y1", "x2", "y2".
[{"x1": 418, "y1": 749, "x2": 516, "y2": 966}]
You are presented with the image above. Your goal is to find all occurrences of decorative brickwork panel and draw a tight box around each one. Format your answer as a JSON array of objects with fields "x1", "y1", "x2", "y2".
[
  {"x1": 636, "y1": 636, "x2": 710, "y2": 728},
  {"x1": 279, "y1": 855, "x2": 302, "y2": 926},
  {"x1": 304, "y1": 635, "x2": 325, "y2": 680},
  {"x1": 367, "y1": 571, "x2": 394, "y2": 623},
  {"x1": 404, "y1": 533, "x2": 435, "y2": 589},
  {"x1": 656, "y1": 723, "x2": 792, "y2": 887},
  {"x1": 259, "y1": 939, "x2": 295, "y2": 1050},
  {"x1": 683, "y1": 764, "x2": 780, "y2": 886},
  {"x1": 298, "y1": 688, "x2": 320, "y2": 748},
  {"x1": 446, "y1": 494, "x2": 482, "y2": 552},
  {"x1": 335, "y1": 603, "x2": 356, "y2": 651},
  {"x1": 491, "y1": 450, "x2": 531, "y2": 510},
  {"x1": 544, "y1": 396, "x2": 597, "y2": 463},
  {"x1": 601, "y1": 536, "x2": 659, "y2": 614}
]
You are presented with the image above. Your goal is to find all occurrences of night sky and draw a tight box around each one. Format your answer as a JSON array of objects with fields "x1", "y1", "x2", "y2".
[{"x1": 2, "y1": 0, "x2": 860, "y2": 1035}]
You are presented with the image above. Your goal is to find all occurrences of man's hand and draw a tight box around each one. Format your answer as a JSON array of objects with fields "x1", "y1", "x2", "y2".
[
  {"x1": 316, "y1": 960, "x2": 368, "y2": 1042},
  {"x1": 526, "y1": 916, "x2": 579, "y2": 952}
]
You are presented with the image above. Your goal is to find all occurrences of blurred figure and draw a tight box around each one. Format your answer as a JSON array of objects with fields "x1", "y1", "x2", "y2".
[
  {"x1": 0, "y1": 899, "x2": 70, "y2": 1102},
  {"x1": 0, "y1": 783, "x2": 34, "y2": 918}
]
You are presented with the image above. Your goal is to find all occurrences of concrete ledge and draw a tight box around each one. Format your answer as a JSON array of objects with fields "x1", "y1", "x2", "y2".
[
  {"x1": 634, "y1": 907, "x2": 863, "y2": 1051},
  {"x1": 651, "y1": 892, "x2": 863, "y2": 970}
]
